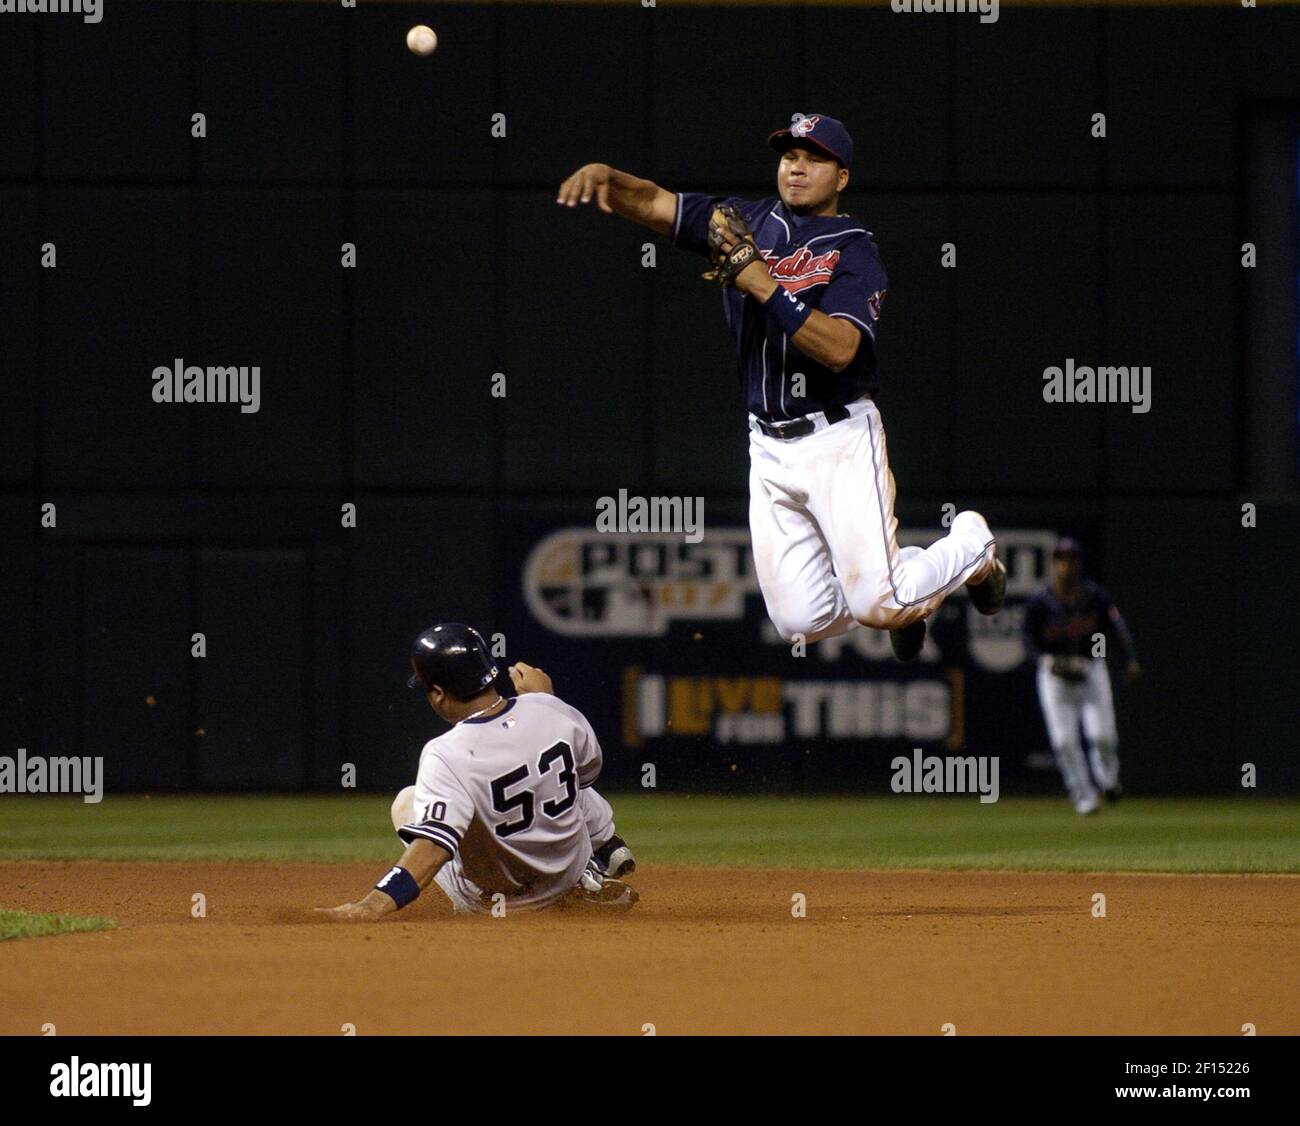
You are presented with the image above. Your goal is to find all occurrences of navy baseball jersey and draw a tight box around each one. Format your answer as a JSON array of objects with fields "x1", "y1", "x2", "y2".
[
  {"x1": 673, "y1": 193, "x2": 887, "y2": 422},
  {"x1": 1023, "y1": 581, "x2": 1136, "y2": 663}
]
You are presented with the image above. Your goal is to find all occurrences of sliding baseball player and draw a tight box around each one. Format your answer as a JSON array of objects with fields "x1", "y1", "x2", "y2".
[
  {"x1": 558, "y1": 113, "x2": 1005, "y2": 662},
  {"x1": 317, "y1": 623, "x2": 636, "y2": 919}
]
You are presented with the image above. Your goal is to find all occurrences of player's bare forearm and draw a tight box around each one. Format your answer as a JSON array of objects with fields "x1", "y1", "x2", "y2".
[
  {"x1": 315, "y1": 838, "x2": 449, "y2": 921},
  {"x1": 732, "y1": 259, "x2": 779, "y2": 304},
  {"x1": 789, "y1": 311, "x2": 862, "y2": 373},
  {"x1": 732, "y1": 266, "x2": 861, "y2": 373},
  {"x1": 1111, "y1": 616, "x2": 1137, "y2": 665},
  {"x1": 732, "y1": 266, "x2": 860, "y2": 373},
  {"x1": 556, "y1": 163, "x2": 675, "y2": 234}
]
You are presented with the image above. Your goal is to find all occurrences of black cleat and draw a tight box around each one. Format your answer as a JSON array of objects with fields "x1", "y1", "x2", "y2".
[
  {"x1": 1103, "y1": 786, "x2": 1122, "y2": 805},
  {"x1": 593, "y1": 834, "x2": 636, "y2": 878},
  {"x1": 889, "y1": 618, "x2": 926, "y2": 663},
  {"x1": 966, "y1": 547, "x2": 1007, "y2": 616}
]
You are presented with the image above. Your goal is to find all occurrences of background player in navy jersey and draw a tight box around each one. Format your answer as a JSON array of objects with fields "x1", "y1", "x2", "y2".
[
  {"x1": 558, "y1": 113, "x2": 1005, "y2": 663},
  {"x1": 1023, "y1": 538, "x2": 1141, "y2": 815}
]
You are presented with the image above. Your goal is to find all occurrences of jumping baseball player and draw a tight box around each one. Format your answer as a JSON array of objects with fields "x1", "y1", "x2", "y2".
[
  {"x1": 1023, "y1": 539, "x2": 1141, "y2": 815},
  {"x1": 558, "y1": 113, "x2": 1005, "y2": 662},
  {"x1": 316, "y1": 623, "x2": 637, "y2": 919}
]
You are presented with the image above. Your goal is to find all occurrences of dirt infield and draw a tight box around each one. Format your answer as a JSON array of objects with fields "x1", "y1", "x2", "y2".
[{"x1": 1, "y1": 861, "x2": 1296, "y2": 1035}]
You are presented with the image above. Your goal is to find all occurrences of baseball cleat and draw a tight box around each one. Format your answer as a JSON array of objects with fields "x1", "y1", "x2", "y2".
[
  {"x1": 564, "y1": 863, "x2": 639, "y2": 911},
  {"x1": 966, "y1": 547, "x2": 1007, "y2": 616},
  {"x1": 889, "y1": 618, "x2": 926, "y2": 662},
  {"x1": 593, "y1": 834, "x2": 636, "y2": 879},
  {"x1": 1074, "y1": 796, "x2": 1100, "y2": 816},
  {"x1": 586, "y1": 877, "x2": 638, "y2": 910},
  {"x1": 1103, "y1": 786, "x2": 1122, "y2": 805}
]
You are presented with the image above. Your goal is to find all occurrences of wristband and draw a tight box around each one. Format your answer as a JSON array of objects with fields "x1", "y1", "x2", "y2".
[
  {"x1": 763, "y1": 285, "x2": 813, "y2": 337},
  {"x1": 374, "y1": 865, "x2": 421, "y2": 909}
]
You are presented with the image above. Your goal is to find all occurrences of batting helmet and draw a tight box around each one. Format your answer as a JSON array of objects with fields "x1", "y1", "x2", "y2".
[{"x1": 407, "y1": 622, "x2": 499, "y2": 699}]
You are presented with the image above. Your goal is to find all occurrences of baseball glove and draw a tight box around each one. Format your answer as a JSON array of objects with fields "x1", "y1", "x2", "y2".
[
  {"x1": 1050, "y1": 656, "x2": 1089, "y2": 684},
  {"x1": 702, "y1": 204, "x2": 760, "y2": 285}
]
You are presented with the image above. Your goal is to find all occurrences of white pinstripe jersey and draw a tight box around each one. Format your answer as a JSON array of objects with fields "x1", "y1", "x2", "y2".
[{"x1": 398, "y1": 693, "x2": 602, "y2": 904}]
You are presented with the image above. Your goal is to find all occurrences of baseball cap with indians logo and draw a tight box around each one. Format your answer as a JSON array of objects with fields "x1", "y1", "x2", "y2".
[{"x1": 768, "y1": 113, "x2": 854, "y2": 169}]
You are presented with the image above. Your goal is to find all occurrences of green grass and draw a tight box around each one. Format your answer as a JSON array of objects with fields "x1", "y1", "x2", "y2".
[
  {"x1": 0, "y1": 908, "x2": 116, "y2": 942},
  {"x1": 0, "y1": 794, "x2": 1297, "y2": 873}
]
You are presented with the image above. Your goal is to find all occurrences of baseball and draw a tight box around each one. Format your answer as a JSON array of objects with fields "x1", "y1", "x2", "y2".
[{"x1": 405, "y1": 25, "x2": 437, "y2": 57}]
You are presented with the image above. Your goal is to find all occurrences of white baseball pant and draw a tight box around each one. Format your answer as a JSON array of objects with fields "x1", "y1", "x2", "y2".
[
  {"x1": 748, "y1": 397, "x2": 996, "y2": 641},
  {"x1": 389, "y1": 784, "x2": 616, "y2": 913},
  {"x1": 1034, "y1": 657, "x2": 1120, "y2": 812}
]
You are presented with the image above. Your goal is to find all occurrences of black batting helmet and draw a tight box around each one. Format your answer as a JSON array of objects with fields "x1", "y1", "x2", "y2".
[{"x1": 407, "y1": 622, "x2": 499, "y2": 700}]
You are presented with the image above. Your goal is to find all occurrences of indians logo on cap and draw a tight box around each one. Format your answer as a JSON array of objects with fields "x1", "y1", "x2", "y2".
[{"x1": 790, "y1": 114, "x2": 821, "y2": 138}]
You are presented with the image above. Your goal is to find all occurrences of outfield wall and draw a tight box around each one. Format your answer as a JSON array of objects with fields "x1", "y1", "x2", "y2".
[{"x1": 2, "y1": 3, "x2": 1298, "y2": 793}]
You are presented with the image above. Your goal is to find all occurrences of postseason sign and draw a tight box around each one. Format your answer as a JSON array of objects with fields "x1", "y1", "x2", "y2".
[{"x1": 500, "y1": 512, "x2": 1057, "y2": 789}]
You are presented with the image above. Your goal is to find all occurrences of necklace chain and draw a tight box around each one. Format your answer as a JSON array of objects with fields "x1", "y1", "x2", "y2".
[{"x1": 459, "y1": 697, "x2": 507, "y2": 725}]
